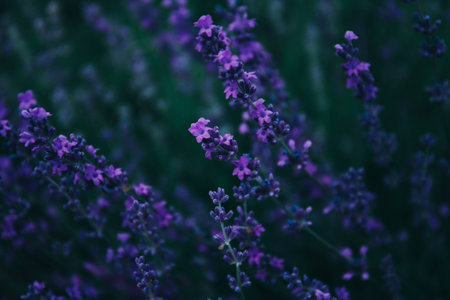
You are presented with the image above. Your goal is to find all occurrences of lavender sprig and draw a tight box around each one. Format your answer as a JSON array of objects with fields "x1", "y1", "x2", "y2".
[
  {"x1": 335, "y1": 31, "x2": 397, "y2": 165},
  {"x1": 209, "y1": 188, "x2": 250, "y2": 299}
]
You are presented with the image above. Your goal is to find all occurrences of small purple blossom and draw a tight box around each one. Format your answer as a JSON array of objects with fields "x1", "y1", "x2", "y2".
[
  {"x1": 133, "y1": 183, "x2": 152, "y2": 196},
  {"x1": 52, "y1": 135, "x2": 75, "y2": 158},
  {"x1": 249, "y1": 98, "x2": 272, "y2": 126},
  {"x1": 215, "y1": 49, "x2": 240, "y2": 71},
  {"x1": 18, "y1": 90, "x2": 37, "y2": 110},
  {"x1": 344, "y1": 30, "x2": 358, "y2": 42},
  {"x1": 194, "y1": 15, "x2": 213, "y2": 37},
  {"x1": 0, "y1": 120, "x2": 11, "y2": 137},
  {"x1": 341, "y1": 246, "x2": 369, "y2": 280},
  {"x1": 84, "y1": 164, "x2": 104, "y2": 186},
  {"x1": 232, "y1": 155, "x2": 252, "y2": 180},
  {"x1": 188, "y1": 117, "x2": 212, "y2": 143},
  {"x1": 19, "y1": 131, "x2": 36, "y2": 147}
]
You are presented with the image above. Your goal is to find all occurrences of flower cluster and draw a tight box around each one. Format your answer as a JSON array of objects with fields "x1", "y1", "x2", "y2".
[
  {"x1": 283, "y1": 267, "x2": 347, "y2": 300},
  {"x1": 335, "y1": 31, "x2": 397, "y2": 165},
  {"x1": 1, "y1": 91, "x2": 181, "y2": 299},
  {"x1": 403, "y1": 2, "x2": 449, "y2": 104},
  {"x1": 340, "y1": 246, "x2": 369, "y2": 281},
  {"x1": 133, "y1": 256, "x2": 160, "y2": 299},
  {"x1": 380, "y1": 255, "x2": 403, "y2": 300},
  {"x1": 189, "y1": 117, "x2": 238, "y2": 160},
  {"x1": 222, "y1": 3, "x2": 289, "y2": 104},
  {"x1": 324, "y1": 168, "x2": 381, "y2": 233},
  {"x1": 409, "y1": 133, "x2": 440, "y2": 229},
  {"x1": 209, "y1": 188, "x2": 251, "y2": 293},
  {"x1": 21, "y1": 281, "x2": 64, "y2": 300},
  {"x1": 3, "y1": 1, "x2": 450, "y2": 299},
  {"x1": 412, "y1": 14, "x2": 446, "y2": 58},
  {"x1": 194, "y1": 15, "x2": 290, "y2": 145},
  {"x1": 189, "y1": 117, "x2": 281, "y2": 202}
]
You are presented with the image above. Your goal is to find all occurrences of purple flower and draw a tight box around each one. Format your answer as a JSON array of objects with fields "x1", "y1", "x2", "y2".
[
  {"x1": 0, "y1": 120, "x2": 11, "y2": 137},
  {"x1": 224, "y1": 81, "x2": 239, "y2": 99},
  {"x1": 215, "y1": 49, "x2": 240, "y2": 71},
  {"x1": 335, "y1": 287, "x2": 350, "y2": 300},
  {"x1": 284, "y1": 205, "x2": 313, "y2": 230},
  {"x1": 104, "y1": 165, "x2": 123, "y2": 179},
  {"x1": 380, "y1": 255, "x2": 402, "y2": 300},
  {"x1": 86, "y1": 145, "x2": 99, "y2": 156},
  {"x1": 284, "y1": 268, "x2": 334, "y2": 300},
  {"x1": 133, "y1": 183, "x2": 152, "y2": 196},
  {"x1": 344, "y1": 30, "x2": 358, "y2": 42},
  {"x1": 341, "y1": 246, "x2": 369, "y2": 280},
  {"x1": 232, "y1": 155, "x2": 251, "y2": 180},
  {"x1": 52, "y1": 135, "x2": 75, "y2": 158},
  {"x1": 52, "y1": 162, "x2": 68, "y2": 176},
  {"x1": 249, "y1": 98, "x2": 272, "y2": 126},
  {"x1": 248, "y1": 247, "x2": 264, "y2": 266},
  {"x1": 209, "y1": 187, "x2": 229, "y2": 205},
  {"x1": 227, "y1": 272, "x2": 251, "y2": 292},
  {"x1": 336, "y1": 31, "x2": 396, "y2": 165},
  {"x1": 426, "y1": 80, "x2": 449, "y2": 103},
  {"x1": 133, "y1": 256, "x2": 159, "y2": 296},
  {"x1": 269, "y1": 257, "x2": 284, "y2": 270},
  {"x1": 18, "y1": 90, "x2": 37, "y2": 110},
  {"x1": 194, "y1": 15, "x2": 214, "y2": 37},
  {"x1": 228, "y1": 10, "x2": 255, "y2": 32},
  {"x1": 21, "y1": 107, "x2": 52, "y2": 121},
  {"x1": 84, "y1": 164, "x2": 104, "y2": 186},
  {"x1": 19, "y1": 131, "x2": 36, "y2": 147},
  {"x1": 188, "y1": 117, "x2": 212, "y2": 143},
  {"x1": 117, "y1": 232, "x2": 130, "y2": 243},
  {"x1": 343, "y1": 58, "x2": 370, "y2": 76}
]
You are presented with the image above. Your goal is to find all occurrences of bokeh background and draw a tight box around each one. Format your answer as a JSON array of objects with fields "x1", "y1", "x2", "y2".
[{"x1": 1, "y1": 0, "x2": 450, "y2": 299}]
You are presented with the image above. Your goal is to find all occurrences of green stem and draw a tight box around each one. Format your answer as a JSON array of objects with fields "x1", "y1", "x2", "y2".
[
  {"x1": 219, "y1": 204, "x2": 247, "y2": 300},
  {"x1": 270, "y1": 197, "x2": 350, "y2": 262},
  {"x1": 414, "y1": 0, "x2": 424, "y2": 17}
]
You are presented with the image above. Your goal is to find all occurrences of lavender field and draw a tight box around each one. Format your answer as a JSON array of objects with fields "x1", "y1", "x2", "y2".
[{"x1": 1, "y1": 0, "x2": 450, "y2": 299}]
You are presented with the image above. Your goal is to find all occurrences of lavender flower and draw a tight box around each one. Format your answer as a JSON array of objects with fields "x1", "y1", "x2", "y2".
[
  {"x1": 18, "y1": 90, "x2": 37, "y2": 110},
  {"x1": 133, "y1": 256, "x2": 161, "y2": 299},
  {"x1": 194, "y1": 15, "x2": 290, "y2": 145},
  {"x1": 208, "y1": 188, "x2": 251, "y2": 295},
  {"x1": 412, "y1": 14, "x2": 446, "y2": 58},
  {"x1": 21, "y1": 281, "x2": 64, "y2": 300},
  {"x1": 284, "y1": 267, "x2": 336, "y2": 300},
  {"x1": 324, "y1": 168, "x2": 381, "y2": 233},
  {"x1": 335, "y1": 31, "x2": 397, "y2": 165},
  {"x1": 380, "y1": 255, "x2": 403, "y2": 300},
  {"x1": 341, "y1": 246, "x2": 369, "y2": 280},
  {"x1": 189, "y1": 118, "x2": 238, "y2": 160},
  {"x1": 283, "y1": 205, "x2": 313, "y2": 231}
]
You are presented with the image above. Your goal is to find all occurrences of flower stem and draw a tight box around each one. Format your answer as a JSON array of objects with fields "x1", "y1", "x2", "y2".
[
  {"x1": 271, "y1": 197, "x2": 350, "y2": 263},
  {"x1": 219, "y1": 203, "x2": 247, "y2": 300}
]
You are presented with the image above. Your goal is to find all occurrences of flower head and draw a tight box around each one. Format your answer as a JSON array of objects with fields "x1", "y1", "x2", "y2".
[
  {"x1": 188, "y1": 117, "x2": 212, "y2": 143},
  {"x1": 18, "y1": 90, "x2": 37, "y2": 110},
  {"x1": 19, "y1": 131, "x2": 36, "y2": 147},
  {"x1": 84, "y1": 164, "x2": 104, "y2": 186},
  {"x1": 249, "y1": 98, "x2": 272, "y2": 126},
  {"x1": 194, "y1": 15, "x2": 214, "y2": 37},
  {"x1": 215, "y1": 49, "x2": 240, "y2": 71},
  {"x1": 0, "y1": 120, "x2": 11, "y2": 137},
  {"x1": 21, "y1": 107, "x2": 52, "y2": 121},
  {"x1": 344, "y1": 30, "x2": 358, "y2": 42},
  {"x1": 52, "y1": 135, "x2": 76, "y2": 158},
  {"x1": 232, "y1": 155, "x2": 251, "y2": 180}
]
